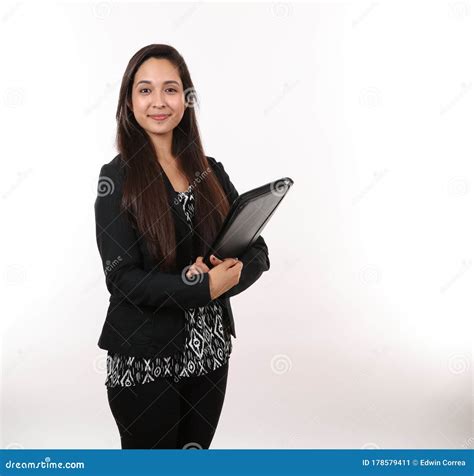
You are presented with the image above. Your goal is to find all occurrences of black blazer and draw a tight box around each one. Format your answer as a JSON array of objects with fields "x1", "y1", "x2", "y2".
[{"x1": 94, "y1": 154, "x2": 270, "y2": 358}]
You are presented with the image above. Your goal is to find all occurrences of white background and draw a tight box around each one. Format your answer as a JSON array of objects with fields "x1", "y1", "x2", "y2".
[{"x1": 1, "y1": 0, "x2": 472, "y2": 449}]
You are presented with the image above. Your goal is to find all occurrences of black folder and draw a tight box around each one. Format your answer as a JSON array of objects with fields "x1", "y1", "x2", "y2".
[{"x1": 203, "y1": 177, "x2": 294, "y2": 268}]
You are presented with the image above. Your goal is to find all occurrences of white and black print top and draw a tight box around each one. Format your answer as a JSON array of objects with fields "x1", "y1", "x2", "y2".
[{"x1": 105, "y1": 187, "x2": 233, "y2": 388}]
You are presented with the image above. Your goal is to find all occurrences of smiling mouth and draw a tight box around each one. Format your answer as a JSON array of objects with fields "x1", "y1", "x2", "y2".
[{"x1": 149, "y1": 114, "x2": 171, "y2": 121}]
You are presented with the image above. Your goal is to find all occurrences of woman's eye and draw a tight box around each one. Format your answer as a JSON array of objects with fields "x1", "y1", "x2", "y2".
[{"x1": 139, "y1": 88, "x2": 177, "y2": 94}]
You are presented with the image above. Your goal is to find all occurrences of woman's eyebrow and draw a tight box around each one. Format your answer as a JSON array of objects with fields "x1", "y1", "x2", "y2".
[{"x1": 135, "y1": 80, "x2": 180, "y2": 87}]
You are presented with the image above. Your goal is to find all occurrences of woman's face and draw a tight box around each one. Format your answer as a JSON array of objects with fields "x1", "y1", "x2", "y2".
[{"x1": 130, "y1": 57, "x2": 186, "y2": 137}]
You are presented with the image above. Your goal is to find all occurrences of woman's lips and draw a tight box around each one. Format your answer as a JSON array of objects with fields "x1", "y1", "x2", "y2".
[{"x1": 149, "y1": 114, "x2": 171, "y2": 121}]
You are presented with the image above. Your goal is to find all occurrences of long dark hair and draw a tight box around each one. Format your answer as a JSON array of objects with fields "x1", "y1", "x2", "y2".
[{"x1": 115, "y1": 44, "x2": 230, "y2": 271}]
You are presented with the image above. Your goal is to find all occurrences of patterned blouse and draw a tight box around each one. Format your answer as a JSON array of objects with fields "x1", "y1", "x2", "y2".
[{"x1": 105, "y1": 187, "x2": 233, "y2": 387}]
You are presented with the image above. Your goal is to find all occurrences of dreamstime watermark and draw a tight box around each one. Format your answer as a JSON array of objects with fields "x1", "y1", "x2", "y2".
[
  {"x1": 360, "y1": 344, "x2": 391, "y2": 377},
  {"x1": 2, "y1": 2, "x2": 23, "y2": 23},
  {"x1": 173, "y1": 1, "x2": 204, "y2": 29},
  {"x1": 91, "y1": 1, "x2": 111, "y2": 20},
  {"x1": 97, "y1": 175, "x2": 115, "y2": 197},
  {"x1": 440, "y1": 259, "x2": 471, "y2": 293},
  {"x1": 4, "y1": 442, "x2": 24, "y2": 449},
  {"x1": 352, "y1": 168, "x2": 388, "y2": 205},
  {"x1": 264, "y1": 80, "x2": 300, "y2": 116},
  {"x1": 184, "y1": 86, "x2": 198, "y2": 108},
  {"x1": 440, "y1": 81, "x2": 471, "y2": 115},
  {"x1": 5, "y1": 264, "x2": 27, "y2": 286},
  {"x1": 104, "y1": 256, "x2": 123, "y2": 276},
  {"x1": 270, "y1": 178, "x2": 292, "y2": 197},
  {"x1": 270, "y1": 354, "x2": 292, "y2": 375},
  {"x1": 182, "y1": 442, "x2": 203, "y2": 449},
  {"x1": 270, "y1": 2, "x2": 293, "y2": 18},
  {"x1": 4, "y1": 456, "x2": 85, "y2": 469},
  {"x1": 361, "y1": 442, "x2": 381, "y2": 449},
  {"x1": 460, "y1": 436, "x2": 474, "y2": 449},
  {"x1": 3, "y1": 87, "x2": 24, "y2": 107},
  {"x1": 359, "y1": 87, "x2": 382, "y2": 109},
  {"x1": 173, "y1": 167, "x2": 212, "y2": 206},
  {"x1": 85, "y1": 79, "x2": 120, "y2": 116},
  {"x1": 2, "y1": 168, "x2": 33, "y2": 200},
  {"x1": 449, "y1": 1, "x2": 470, "y2": 19},
  {"x1": 93, "y1": 354, "x2": 107, "y2": 375},
  {"x1": 447, "y1": 177, "x2": 469, "y2": 197},
  {"x1": 352, "y1": 2, "x2": 379, "y2": 28},
  {"x1": 358, "y1": 265, "x2": 381, "y2": 285},
  {"x1": 447, "y1": 353, "x2": 470, "y2": 375},
  {"x1": 181, "y1": 264, "x2": 205, "y2": 286}
]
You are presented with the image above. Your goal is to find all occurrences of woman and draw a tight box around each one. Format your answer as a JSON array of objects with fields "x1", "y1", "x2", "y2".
[{"x1": 94, "y1": 44, "x2": 270, "y2": 449}]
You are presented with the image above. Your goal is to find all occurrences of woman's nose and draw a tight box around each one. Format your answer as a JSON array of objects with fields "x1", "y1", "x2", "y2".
[{"x1": 153, "y1": 90, "x2": 167, "y2": 107}]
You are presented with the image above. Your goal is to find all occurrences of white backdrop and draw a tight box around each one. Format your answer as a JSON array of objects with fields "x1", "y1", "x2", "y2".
[{"x1": 1, "y1": 0, "x2": 472, "y2": 449}]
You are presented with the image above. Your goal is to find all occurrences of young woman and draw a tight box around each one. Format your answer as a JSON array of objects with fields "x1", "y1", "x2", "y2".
[{"x1": 94, "y1": 44, "x2": 270, "y2": 449}]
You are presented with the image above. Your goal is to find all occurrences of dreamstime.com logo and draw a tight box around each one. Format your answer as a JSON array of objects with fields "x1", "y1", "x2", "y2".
[
  {"x1": 4, "y1": 456, "x2": 85, "y2": 470},
  {"x1": 97, "y1": 175, "x2": 115, "y2": 197},
  {"x1": 270, "y1": 179, "x2": 291, "y2": 197}
]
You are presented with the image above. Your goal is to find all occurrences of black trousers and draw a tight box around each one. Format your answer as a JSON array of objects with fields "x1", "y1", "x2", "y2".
[{"x1": 106, "y1": 361, "x2": 229, "y2": 449}]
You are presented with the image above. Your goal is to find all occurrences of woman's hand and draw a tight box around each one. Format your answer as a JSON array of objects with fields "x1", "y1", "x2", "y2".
[
  {"x1": 186, "y1": 255, "x2": 242, "y2": 300},
  {"x1": 185, "y1": 255, "x2": 236, "y2": 278},
  {"x1": 208, "y1": 258, "x2": 243, "y2": 300}
]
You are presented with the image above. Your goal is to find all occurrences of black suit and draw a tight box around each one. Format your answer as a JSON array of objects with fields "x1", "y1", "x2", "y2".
[{"x1": 94, "y1": 154, "x2": 270, "y2": 358}]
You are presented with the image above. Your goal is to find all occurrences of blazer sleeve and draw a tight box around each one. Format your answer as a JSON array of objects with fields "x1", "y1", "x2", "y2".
[
  {"x1": 209, "y1": 157, "x2": 271, "y2": 298},
  {"x1": 94, "y1": 163, "x2": 212, "y2": 310}
]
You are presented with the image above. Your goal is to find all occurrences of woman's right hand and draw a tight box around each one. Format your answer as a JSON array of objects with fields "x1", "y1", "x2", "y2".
[{"x1": 208, "y1": 258, "x2": 243, "y2": 300}]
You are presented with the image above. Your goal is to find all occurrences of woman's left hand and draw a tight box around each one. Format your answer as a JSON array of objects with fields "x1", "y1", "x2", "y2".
[{"x1": 186, "y1": 255, "x2": 224, "y2": 278}]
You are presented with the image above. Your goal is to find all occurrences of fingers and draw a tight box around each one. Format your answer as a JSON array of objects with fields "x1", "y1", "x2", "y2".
[
  {"x1": 210, "y1": 254, "x2": 224, "y2": 265},
  {"x1": 218, "y1": 257, "x2": 241, "y2": 269},
  {"x1": 186, "y1": 267, "x2": 205, "y2": 278},
  {"x1": 195, "y1": 256, "x2": 210, "y2": 273},
  {"x1": 186, "y1": 257, "x2": 210, "y2": 278},
  {"x1": 210, "y1": 254, "x2": 240, "y2": 264},
  {"x1": 187, "y1": 255, "x2": 241, "y2": 278}
]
